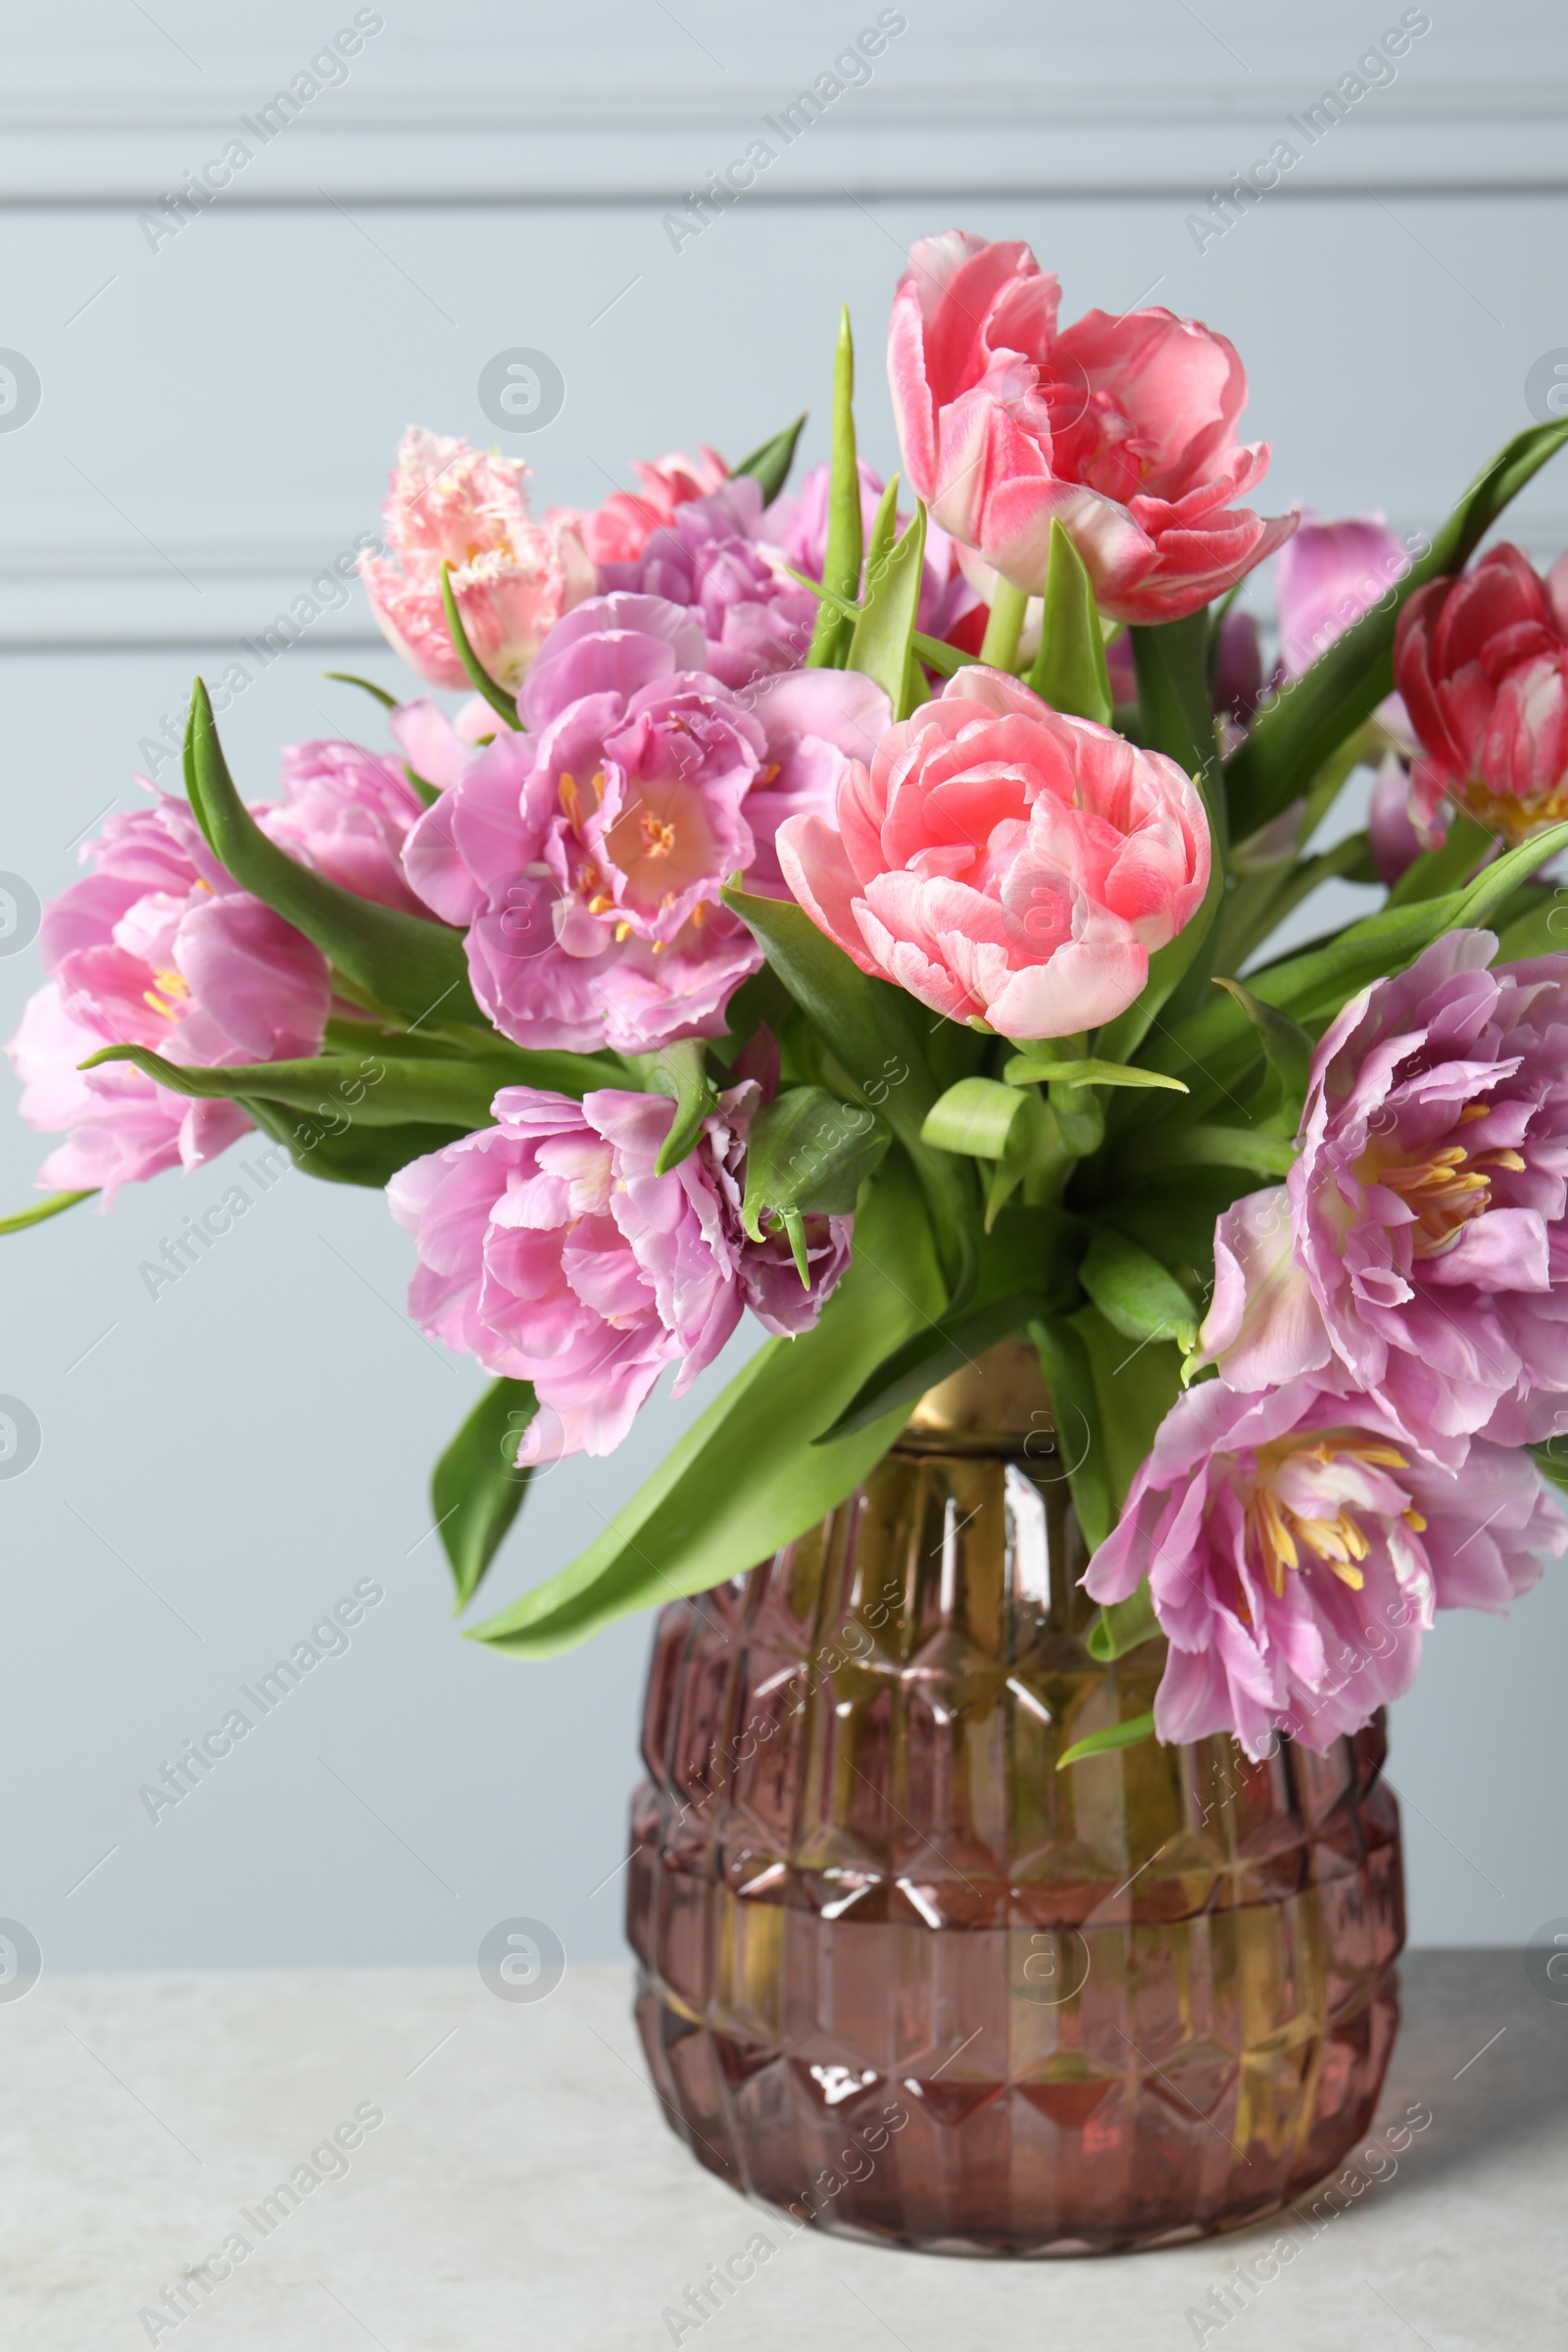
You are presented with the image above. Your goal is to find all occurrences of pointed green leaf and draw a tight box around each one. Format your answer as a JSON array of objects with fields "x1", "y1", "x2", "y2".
[
  {"x1": 432, "y1": 1378, "x2": 537, "y2": 1608},
  {"x1": 1078, "y1": 1229, "x2": 1199, "y2": 1355},
  {"x1": 847, "y1": 500, "x2": 927, "y2": 714},
  {"x1": 467, "y1": 1159, "x2": 944, "y2": 1656},
  {"x1": 1056, "y1": 1709, "x2": 1157, "y2": 1769},
  {"x1": 1026, "y1": 517, "x2": 1113, "y2": 723},
  {"x1": 322, "y1": 669, "x2": 398, "y2": 710},
  {"x1": 731, "y1": 412, "x2": 806, "y2": 505},
  {"x1": 636, "y1": 1039, "x2": 717, "y2": 1176},
  {"x1": 1004, "y1": 1054, "x2": 1188, "y2": 1094},
  {"x1": 79, "y1": 1044, "x2": 534, "y2": 1129},
  {"x1": 183, "y1": 682, "x2": 484, "y2": 1031},
  {"x1": 0, "y1": 1188, "x2": 97, "y2": 1237},
  {"x1": 806, "y1": 308, "x2": 860, "y2": 668},
  {"x1": 860, "y1": 471, "x2": 900, "y2": 590},
  {"x1": 1226, "y1": 418, "x2": 1568, "y2": 834},
  {"x1": 740, "y1": 1086, "x2": 889, "y2": 1240},
  {"x1": 438, "y1": 563, "x2": 521, "y2": 727},
  {"x1": 1087, "y1": 1582, "x2": 1162, "y2": 1664},
  {"x1": 1028, "y1": 1312, "x2": 1112, "y2": 1552}
]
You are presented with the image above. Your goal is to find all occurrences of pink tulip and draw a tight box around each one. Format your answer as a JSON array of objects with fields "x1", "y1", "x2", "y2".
[
  {"x1": 598, "y1": 478, "x2": 818, "y2": 688},
  {"x1": 1084, "y1": 1373, "x2": 1565, "y2": 1760},
  {"x1": 776, "y1": 666, "x2": 1209, "y2": 1039},
  {"x1": 1194, "y1": 930, "x2": 1568, "y2": 1462},
  {"x1": 7, "y1": 795, "x2": 329, "y2": 1202},
  {"x1": 1273, "y1": 513, "x2": 1412, "y2": 680},
  {"x1": 547, "y1": 446, "x2": 727, "y2": 567},
  {"x1": 265, "y1": 739, "x2": 432, "y2": 917},
  {"x1": 888, "y1": 230, "x2": 1297, "y2": 624},
  {"x1": 361, "y1": 428, "x2": 595, "y2": 695},
  {"x1": 388, "y1": 1081, "x2": 851, "y2": 1462},
  {"x1": 1396, "y1": 542, "x2": 1568, "y2": 844},
  {"x1": 400, "y1": 594, "x2": 888, "y2": 1055}
]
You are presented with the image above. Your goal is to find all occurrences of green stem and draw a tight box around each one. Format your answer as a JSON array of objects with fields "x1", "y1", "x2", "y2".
[{"x1": 978, "y1": 577, "x2": 1030, "y2": 671}]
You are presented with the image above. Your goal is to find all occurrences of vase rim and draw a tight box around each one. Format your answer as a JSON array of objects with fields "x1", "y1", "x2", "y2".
[{"x1": 895, "y1": 1337, "x2": 1058, "y2": 1455}]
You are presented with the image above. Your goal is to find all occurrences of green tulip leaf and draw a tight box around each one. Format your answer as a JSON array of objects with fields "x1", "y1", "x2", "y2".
[
  {"x1": 183, "y1": 682, "x2": 485, "y2": 1032},
  {"x1": 432, "y1": 1378, "x2": 538, "y2": 1609},
  {"x1": 730, "y1": 412, "x2": 807, "y2": 504},
  {"x1": 437, "y1": 563, "x2": 521, "y2": 728},
  {"x1": 1027, "y1": 517, "x2": 1113, "y2": 723}
]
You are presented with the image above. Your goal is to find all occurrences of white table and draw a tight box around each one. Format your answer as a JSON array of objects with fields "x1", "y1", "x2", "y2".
[{"x1": 2, "y1": 1952, "x2": 1562, "y2": 2349}]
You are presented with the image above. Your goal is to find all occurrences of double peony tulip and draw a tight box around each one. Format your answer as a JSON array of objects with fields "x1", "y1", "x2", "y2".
[
  {"x1": 777, "y1": 666, "x2": 1209, "y2": 1039},
  {"x1": 9, "y1": 797, "x2": 330, "y2": 1200},
  {"x1": 401, "y1": 593, "x2": 890, "y2": 1055},
  {"x1": 888, "y1": 230, "x2": 1296, "y2": 623},
  {"x1": 1085, "y1": 1372, "x2": 1564, "y2": 1761},
  {"x1": 1196, "y1": 931, "x2": 1568, "y2": 1461},
  {"x1": 389, "y1": 1081, "x2": 852, "y2": 1463}
]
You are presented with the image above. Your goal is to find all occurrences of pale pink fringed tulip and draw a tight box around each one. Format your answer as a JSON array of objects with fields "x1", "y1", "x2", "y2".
[
  {"x1": 888, "y1": 231, "x2": 1296, "y2": 624},
  {"x1": 361, "y1": 428, "x2": 595, "y2": 694},
  {"x1": 776, "y1": 666, "x2": 1209, "y2": 1039}
]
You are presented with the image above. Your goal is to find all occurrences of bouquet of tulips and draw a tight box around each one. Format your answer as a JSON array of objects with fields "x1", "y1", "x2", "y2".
[{"x1": 10, "y1": 230, "x2": 1568, "y2": 1767}]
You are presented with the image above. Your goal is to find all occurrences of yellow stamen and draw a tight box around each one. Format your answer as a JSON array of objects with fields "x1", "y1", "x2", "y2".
[
  {"x1": 640, "y1": 812, "x2": 678, "y2": 859},
  {"x1": 1402, "y1": 1508, "x2": 1428, "y2": 1533},
  {"x1": 614, "y1": 920, "x2": 632, "y2": 943}
]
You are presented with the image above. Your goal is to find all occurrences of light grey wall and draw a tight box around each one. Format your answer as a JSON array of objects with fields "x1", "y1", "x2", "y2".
[{"x1": 2, "y1": 2, "x2": 1566, "y2": 1975}]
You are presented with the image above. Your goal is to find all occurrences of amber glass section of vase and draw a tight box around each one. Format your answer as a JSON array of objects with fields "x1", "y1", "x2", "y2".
[{"x1": 627, "y1": 1345, "x2": 1404, "y2": 2255}]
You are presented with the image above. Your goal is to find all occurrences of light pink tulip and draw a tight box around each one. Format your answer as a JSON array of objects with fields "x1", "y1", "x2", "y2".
[
  {"x1": 361, "y1": 428, "x2": 595, "y2": 694},
  {"x1": 1273, "y1": 512, "x2": 1412, "y2": 680},
  {"x1": 7, "y1": 795, "x2": 329, "y2": 1202},
  {"x1": 776, "y1": 666, "x2": 1209, "y2": 1039},
  {"x1": 265, "y1": 739, "x2": 431, "y2": 917},
  {"x1": 888, "y1": 230, "x2": 1297, "y2": 624}
]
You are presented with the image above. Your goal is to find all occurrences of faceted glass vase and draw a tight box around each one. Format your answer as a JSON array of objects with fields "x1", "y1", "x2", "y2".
[{"x1": 627, "y1": 1344, "x2": 1405, "y2": 2255}]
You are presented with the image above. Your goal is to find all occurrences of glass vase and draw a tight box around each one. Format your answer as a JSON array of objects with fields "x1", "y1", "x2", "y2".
[{"x1": 626, "y1": 1342, "x2": 1404, "y2": 2254}]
